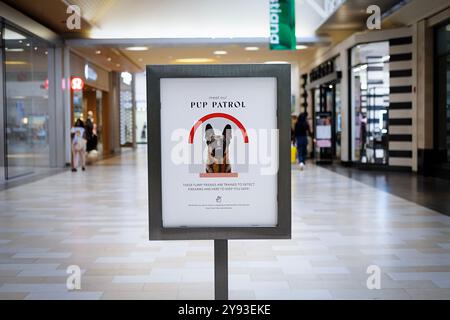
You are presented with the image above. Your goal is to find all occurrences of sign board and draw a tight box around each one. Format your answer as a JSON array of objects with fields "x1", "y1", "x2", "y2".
[
  {"x1": 269, "y1": 0, "x2": 296, "y2": 50},
  {"x1": 147, "y1": 64, "x2": 291, "y2": 240},
  {"x1": 71, "y1": 77, "x2": 84, "y2": 91},
  {"x1": 84, "y1": 63, "x2": 98, "y2": 81}
]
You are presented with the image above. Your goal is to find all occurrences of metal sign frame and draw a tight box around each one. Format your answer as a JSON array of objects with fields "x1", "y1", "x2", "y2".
[{"x1": 147, "y1": 64, "x2": 291, "y2": 240}]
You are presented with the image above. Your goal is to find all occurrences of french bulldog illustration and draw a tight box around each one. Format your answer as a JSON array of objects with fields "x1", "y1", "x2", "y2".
[{"x1": 205, "y1": 123, "x2": 232, "y2": 173}]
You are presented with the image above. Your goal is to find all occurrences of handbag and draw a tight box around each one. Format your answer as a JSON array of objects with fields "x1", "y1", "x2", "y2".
[{"x1": 87, "y1": 150, "x2": 99, "y2": 163}]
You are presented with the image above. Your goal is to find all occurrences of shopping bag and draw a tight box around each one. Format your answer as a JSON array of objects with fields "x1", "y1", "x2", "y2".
[
  {"x1": 87, "y1": 150, "x2": 99, "y2": 164},
  {"x1": 291, "y1": 144, "x2": 297, "y2": 164}
]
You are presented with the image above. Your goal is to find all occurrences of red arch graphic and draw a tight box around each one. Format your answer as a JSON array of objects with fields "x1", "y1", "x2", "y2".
[{"x1": 188, "y1": 113, "x2": 249, "y2": 144}]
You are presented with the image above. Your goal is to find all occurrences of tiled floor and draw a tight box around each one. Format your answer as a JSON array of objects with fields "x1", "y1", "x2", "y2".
[
  {"x1": 0, "y1": 147, "x2": 450, "y2": 300},
  {"x1": 325, "y1": 165, "x2": 450, "y2": 216}
]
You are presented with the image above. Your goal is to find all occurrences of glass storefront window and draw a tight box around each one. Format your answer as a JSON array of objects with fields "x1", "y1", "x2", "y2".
[
  {"x1": 3, "y1": 26, "x2": 50, "y2": 178},
  {"x1": 335, "y1": 83, "x2": 342, "y2": 159},
  {"x1": 435, "y1": 22, "x2": 450, "y2": 165},
  {"x1": 120, "y1": 73, "x2": 134, "y2": 146},
  {"x1": 135, "y1": 72, "x2": 147, "y2": 144},
  {"x1": 95, "y1": 89, "x2": 104, "y2": 154},
  {"x1": 351, "y1": 41, "x2": 390, "y2": 165}
]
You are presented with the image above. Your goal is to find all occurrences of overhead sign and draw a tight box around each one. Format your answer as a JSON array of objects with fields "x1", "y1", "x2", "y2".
[
  {"x1": 71, "y1": 77, "x2": 84, "y2": 91},
  {"x1": 147, "y1": 64, "x2": 291, "y2": 240},
  {"x1": 269, "y1": 0, "x2": 296, "y2": 50},
  {"x1": 84, "y1": 64, "x2": 98, "y2": 82}
]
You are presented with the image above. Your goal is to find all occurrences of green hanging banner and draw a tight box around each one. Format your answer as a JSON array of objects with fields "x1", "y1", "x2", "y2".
[{"x1": 269, "y1": 0, "x2": 296, "y2": 50}]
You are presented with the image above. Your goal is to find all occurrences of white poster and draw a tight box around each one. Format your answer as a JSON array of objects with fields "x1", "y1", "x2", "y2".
[
  {"x1": 160, "y1": 77, "x2": 278, "y2": 228},
  {"x1": 316, "y1": 125, "x2": 332, "y2": 140}
]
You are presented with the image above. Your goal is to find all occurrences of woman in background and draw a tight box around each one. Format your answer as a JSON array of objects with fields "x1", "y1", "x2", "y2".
[
  {"x1": 294, "y1": 112, "x2": 312, "y2": 171},
  {"x1": 70, "y1": 118, "x2": 87, "y2": 172}
]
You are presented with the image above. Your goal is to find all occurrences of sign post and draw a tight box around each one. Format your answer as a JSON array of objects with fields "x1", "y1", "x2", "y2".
[
  {"x1": 214, "y1": 239, "x2": 228, "y2": 300},
  {"x1": 147, "y1": 64, "x2": 291, "y2": 300}
]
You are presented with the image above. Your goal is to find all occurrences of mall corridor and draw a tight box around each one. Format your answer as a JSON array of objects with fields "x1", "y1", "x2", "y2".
[{"x1": 0, "y1": 148, "x2": 449, "y2": 300}]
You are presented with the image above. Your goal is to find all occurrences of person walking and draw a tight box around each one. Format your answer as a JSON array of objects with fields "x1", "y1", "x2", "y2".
[
  {"x1": 85, "y1": 111, "x2": 96, "y2": 153},
  {"x1": 294, "y1": 112, "x2": 312, "y2": 171},
  {"x1": 70, "y1": 118, "x2": 87, "y2": 172}
]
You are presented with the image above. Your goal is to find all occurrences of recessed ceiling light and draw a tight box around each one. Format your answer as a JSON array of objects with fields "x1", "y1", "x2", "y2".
[
  {"x1": 213, "y1": 50, "x2": 227, "y2": 55},
  {"x1": 116, "y1": 64, "x2": 121, "y2": 67},
  {"x1": 264, "y1": 61, "x2": 289, "y2": 64},
  {"x1": 5, "y1": 61, "x2": 28, "y2": 65},
  {"x1": 95, "y1": 50, "x2": 101, "y2": 54},
  {"x1": 174, "y1": 58, "x2": 215, "y2": 63},
  {"x1": 107, "y1": 57, "x2": 112, "y2": 62},
  {"x1": 125, "y1": 46, "x2": 148, "y2": 51},
  {"x1": 245, "y1": 46, "x2": 259, "y2": 51},
  {"x1": 5, "y1": 48, "x2": 24, "y2": 52},
  {"x1": 296, "y1": 45, "x2": 308, "y2": 50}
]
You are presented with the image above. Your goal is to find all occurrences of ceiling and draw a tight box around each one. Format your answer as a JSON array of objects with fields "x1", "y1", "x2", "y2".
[
  {"x1": 316, "y1": 0, "x2": 411, "y2": 37},
  {"x1": 2, "y1": 0, "x2": 325, "y2": 39},
  {"x1": 73, "y1": 44, "x2": 317, "y2": 73},
  {"x1": 1, "y1": 0, "x2": 423, "y2": 73}
]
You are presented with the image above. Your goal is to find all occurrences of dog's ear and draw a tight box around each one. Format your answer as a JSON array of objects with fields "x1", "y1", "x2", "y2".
[
  {"x1": 222, "y1": 124, "x2": 232, "y2": 143},
  {"x1": 205, "y1": 123, "x2": 214, "y2": 144}
]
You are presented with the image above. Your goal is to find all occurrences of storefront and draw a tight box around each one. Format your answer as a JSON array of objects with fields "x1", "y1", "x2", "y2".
[
  {"x1": 350, "y1": 42, "x2": 390, "y2": 166},
  {"x1": 0, "y1": 16, "x2": 64, "y2": 182},
  {"x1": 135, "y1": 72, "x2": 147, "y2": 145},
  {"x1": 70, "y1": 52, "x2": 112, "y2": 157},
  {"x1": 307, "y1": 57, "x2": 342, "y2": 163},
  {"x1": 431, "y1": 19, "x2": 450, "y2": 178},
  {"x1": 413, "y1": 6, "x2": 450, "y2": 180},
  {"x1": 301, "y1": 25, "x2": 415, "y2": 171},
  {"x1": 119, "y1": 71, "x2": 135, "y2": 147}
]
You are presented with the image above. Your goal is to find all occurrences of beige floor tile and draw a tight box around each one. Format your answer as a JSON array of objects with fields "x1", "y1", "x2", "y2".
[{"x1": 1, "y1": 147, "x2": 449, "y2": 300}]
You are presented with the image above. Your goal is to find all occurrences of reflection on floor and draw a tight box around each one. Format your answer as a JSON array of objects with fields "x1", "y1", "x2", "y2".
[
  {"x1": 0, "y1": 148, "x2": 450, "y2": 300},
  {"x1": 325, "y1": 165, "x2": 450, "y2": 216}
]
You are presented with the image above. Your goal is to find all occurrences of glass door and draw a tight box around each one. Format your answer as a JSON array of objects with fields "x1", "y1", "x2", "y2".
[
  {"x1": 435, "y1": 22, "x2": 450, "y2": 167},
  {"x1": 3, "y1": 25, "x2": 50, "y2": 179},
  {"x1": 350, "y1": 42, "x2": 390, "y2": 165},
  {"x1": 335, "y1": 83, "x2": 342, "y2": 159},
  {"x1": 0, "y1": 24, "x2": 4, "y2": 182},
  {"x1": 4, "y1": 26, "x2": 35, "y2": 178}
]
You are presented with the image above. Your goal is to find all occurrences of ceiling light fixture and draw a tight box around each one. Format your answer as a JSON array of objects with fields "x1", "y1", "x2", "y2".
[
  {"x1": 5, "y1": 48, "x2": 24, "y2": 52},
  {"x1": 264, "y1": 61, "x2": 289, "y2": 64},
  {"x1": 95, "y1": 50, "x2": 101, "y2": 54},
  {"x1": 125, "y1": 46, "x2": 148, "y2": 51},
  {"x1": 174, "y1": 58, "x2": 215, "y2": 64},
  {"x1": 213, "y1": 50, "x2": 227, "y2": 55},
  {"x1": 107, "y1": 57, "x2": 112, "y2": 62},
  {"x1": 5, "y1": 61, "x2": 28, "y2": 65},
  {"x1": 296, "y1": 45, "x2": 308, "y2": 50},
  {"x1": 245, "y1": 46, "x2": 259, "y2": 51}
]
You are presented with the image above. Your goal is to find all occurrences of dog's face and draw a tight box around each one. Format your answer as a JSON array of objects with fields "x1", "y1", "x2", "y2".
[{"x1": 205, "y1": 123, "x2": 232, "y2": 170}]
